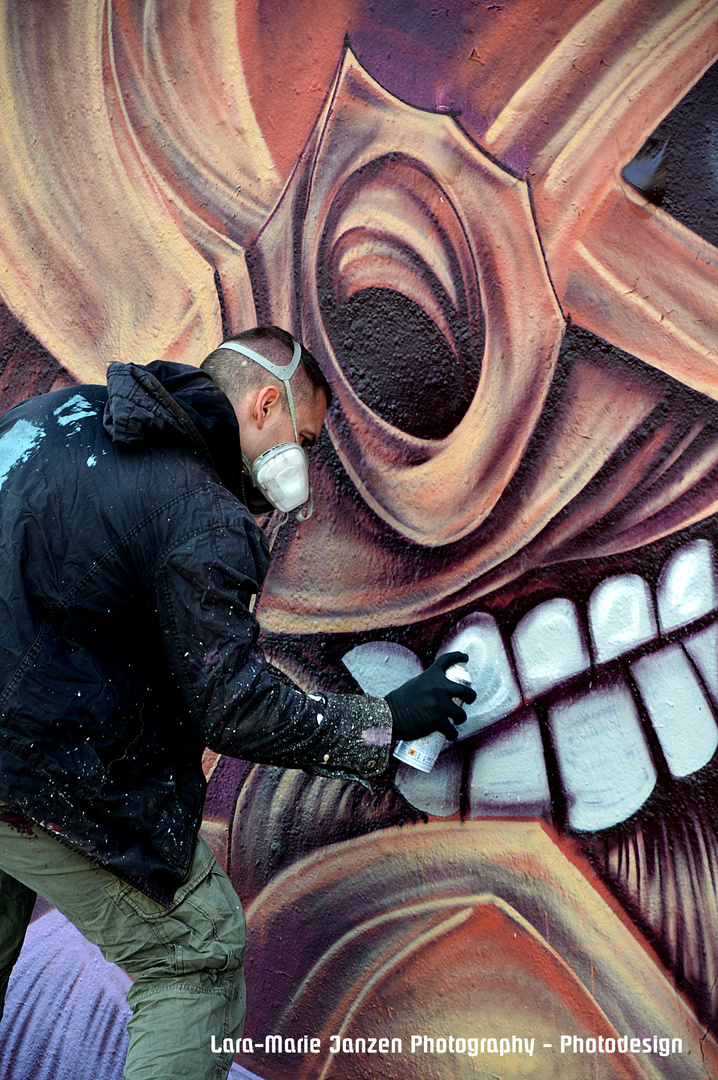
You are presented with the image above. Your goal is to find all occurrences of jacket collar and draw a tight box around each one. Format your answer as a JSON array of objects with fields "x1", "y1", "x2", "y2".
[{"x1": 103, "y1": 360, "x2": 245, "y2": 500}]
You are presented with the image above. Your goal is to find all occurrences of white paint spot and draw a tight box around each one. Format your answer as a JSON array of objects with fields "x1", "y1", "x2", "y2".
[
  {"x1": 512, "y1": 598, "x2": 590, "y2": 698},
  {"x1": 685, "y1": 621, "x2": 718, "y2": 706},
  {"x1": 0, "y1": 420, "x2": 45, "y2": 490},
  {"x1": 342, "y1": 641, "x2": 423, "y2": 696},
  {"x1": 86, "y1": 455, "x2": 97, "y2": 467},
  {"x1": 589, "y1": 574, "x2": 657, "y2": 663},
  {"x1": 468, "y1": 708, "x2": 551, "y2": 817},
  {"x1": 548, "y1": 674, "x2": 656, "y2": 831},
  {"x1": 53, "y1": 394, "x2": 95, "y2": 428},
  {"x1": 657, "y1": 539, "x2": 718, "y2": 632},
  {"x1": 438, "y1": 613, "x2": 521, "y2": 738},
  {"x1": 631, "y1": 644, "x2": 718, "y2": 778},
  {"x1": 395, "y1": 745, "x2": 462, "y2": 817}
]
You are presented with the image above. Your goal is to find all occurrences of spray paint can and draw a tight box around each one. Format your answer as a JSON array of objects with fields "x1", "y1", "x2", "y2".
[{"x1": 393, "y1": 663, "x2": 472, "y2": 772}]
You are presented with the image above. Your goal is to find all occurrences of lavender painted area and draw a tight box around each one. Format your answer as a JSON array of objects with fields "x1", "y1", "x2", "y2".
[
  {"x1": 231, "y1": 1064, "x2": 264, "y2": 1079},
  {"x1": 350, "y1": 0, "x2": 475, "y2": 114},
  {"x1": 0, "y1": 908, "x2": 264, "y2": 1080},
  {"x1": 204, "y1": 754, "x2": 253, "y2": 823},
  {"x1": 361, "y1": 725, "x2": 393, "y2": 747},
  {"x1": 0, "y1": 909, "x2": 130, "y2": 1080}
]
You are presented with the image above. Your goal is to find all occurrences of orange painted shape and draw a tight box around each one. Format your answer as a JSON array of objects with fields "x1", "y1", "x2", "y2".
[{"x1": 242, "y1": 821, "x2": 718, "y2": 1080}]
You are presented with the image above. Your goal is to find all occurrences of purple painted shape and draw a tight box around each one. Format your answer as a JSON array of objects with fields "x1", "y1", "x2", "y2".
[
  {"x1": 351, "y1": 0, "x2": 474, "y2": 111},
  {"x1": 361, "y1": 725, "x2": 393, "y2": 747},
  {"x1": 0, "y1": 908, "x2": 265, "y2": 1080},
  {"x1": 349, "y1": 0, "x2": 497, "y2": 138},
  {"x1": 230, "y1": 1065, "x2": 265, "y2": 1079},
  {"x1": 204, "y1": 754, "x2": 253, "y2": 822},
  {"x1": 0, "y1": 909, "x2": 130, "y2": 1080},
  {"x1": 348, "y1": 1, "x2": 545, "y2": 176}
]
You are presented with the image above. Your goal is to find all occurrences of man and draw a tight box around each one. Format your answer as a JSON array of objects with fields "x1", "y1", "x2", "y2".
[{"x1": 0, "y1": 326, "x2": 474, "y2": 1080}]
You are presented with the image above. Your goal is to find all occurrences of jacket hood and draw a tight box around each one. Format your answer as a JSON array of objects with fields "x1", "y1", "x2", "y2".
[{"x1": 103, "y1": 360, "x2": 245, "y2": 499}]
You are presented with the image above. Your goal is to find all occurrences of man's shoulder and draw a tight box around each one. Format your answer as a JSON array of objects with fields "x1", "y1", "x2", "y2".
[{"x1": 0, "y1": 382, "x2": 106, "y2": 429}]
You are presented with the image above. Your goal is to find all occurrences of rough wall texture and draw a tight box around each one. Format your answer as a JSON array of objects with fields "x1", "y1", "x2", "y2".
[{"x1": 3, "y1": 2, "x2": 718, "y2": 1078}]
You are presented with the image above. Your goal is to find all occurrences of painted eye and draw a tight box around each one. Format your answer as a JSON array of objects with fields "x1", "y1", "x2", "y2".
[
  {"x1": 318, "y1": 155, "x2": 483, "y2": 441},
  {"x1": 321, "y1": 285, "x2": 481, "y2": 441},
  {"x1": 623, "y1": 57, "x2": 718, "y2": 246}
]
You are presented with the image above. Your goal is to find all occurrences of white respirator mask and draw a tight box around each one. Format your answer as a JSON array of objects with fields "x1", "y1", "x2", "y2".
[{"x1": 218, "y1": 338, "x2": 313, "y2": 520}]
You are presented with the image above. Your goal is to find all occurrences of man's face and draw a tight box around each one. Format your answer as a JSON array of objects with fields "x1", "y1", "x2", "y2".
[
  {"x1": 242, "y1": 382, "x2": 327, "y2": 462},
  {"x1": 282, "y1": 385, "x2": 327, "y2": 453}
]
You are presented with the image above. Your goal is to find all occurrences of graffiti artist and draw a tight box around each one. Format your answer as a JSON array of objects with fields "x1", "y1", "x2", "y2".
[{"x1": 0, "y1": 325, "x2": 475, "y2": 1080}]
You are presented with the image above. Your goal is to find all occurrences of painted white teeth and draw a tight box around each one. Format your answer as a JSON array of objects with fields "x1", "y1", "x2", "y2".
[
  {"x1": 511, "y1": 597, "x2": 590, "y2": 698},
  {"x1": 467, "y1": 708, "x2": 550, "y2": 818},
  {"x1": 630, "y1": 645, "x2": 718, "y2": 778},
  {"x1": 394, "y1": 749, "x2": 462, "y2": 817},
  {"x1": 342, "y1": 640, "x2": 463, "y2": 817},
  {"x1": 341, "y1": 640, "x2": 422, "y2": 697},
  {"x1": 684, "y1": 621, "x2": 718, "y2": 705},
  {"x1": 588, "y1": 573, "x2": 657, "y2": 664},
  {"x1": 437, "y1": 612, "x2": 521, "y2": 740},
  {"x1": 340, "y1": 537, "x2": 718, "y2": 828},
  {"x1": 657, "y1": 538, "x2": 718, "y2": 632},
  {"x1": 548, "y1": 675, "x2": 657, "y2": 832}
]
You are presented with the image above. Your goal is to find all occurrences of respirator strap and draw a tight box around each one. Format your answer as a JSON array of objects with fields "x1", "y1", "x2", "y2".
[
  {"x1": 219, "y1": 338, "x2": 313, "y2": 521},
  {"x1": 218, "y1": 339, "x2": 302, "y2": 444}
]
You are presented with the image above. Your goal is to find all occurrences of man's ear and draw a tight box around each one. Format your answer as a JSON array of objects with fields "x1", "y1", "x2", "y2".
[{"x1": 253, "y1": 385, "x2": 281, "y2": 429}]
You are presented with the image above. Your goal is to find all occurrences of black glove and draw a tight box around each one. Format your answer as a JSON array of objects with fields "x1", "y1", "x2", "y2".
[{"x1": 386, "y1": 652, "x2": 477, "y2": 742}]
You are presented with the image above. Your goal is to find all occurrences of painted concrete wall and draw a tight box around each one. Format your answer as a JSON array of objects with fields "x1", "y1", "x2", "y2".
[{"x1": 2, "y1": 2, "x2": 718, "y2": 1077}]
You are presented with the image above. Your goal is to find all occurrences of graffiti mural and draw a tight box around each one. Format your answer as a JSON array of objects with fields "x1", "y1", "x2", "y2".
[{"x1": 3, "y1": 0, "x2": 718, "y2": 1077}]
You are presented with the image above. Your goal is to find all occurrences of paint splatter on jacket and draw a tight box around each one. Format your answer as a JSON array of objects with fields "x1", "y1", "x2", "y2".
[{"x1": 0, "y1": 360, "x2": 392, "y2": 906}]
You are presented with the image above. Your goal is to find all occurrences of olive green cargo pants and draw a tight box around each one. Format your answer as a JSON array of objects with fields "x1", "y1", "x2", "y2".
[{"x1": 0, "y1": 809, "x2": 245, "y2": 1080}]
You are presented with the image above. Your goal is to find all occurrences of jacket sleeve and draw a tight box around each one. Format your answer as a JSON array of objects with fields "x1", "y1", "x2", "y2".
[{"x1": 152, "y1": 510, "x2": 393, "y2": 782}]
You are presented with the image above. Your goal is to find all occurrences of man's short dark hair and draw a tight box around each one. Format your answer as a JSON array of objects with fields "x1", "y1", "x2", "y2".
[{"x1": 200, "y1": 326, "x2": 332, "y2": 407}]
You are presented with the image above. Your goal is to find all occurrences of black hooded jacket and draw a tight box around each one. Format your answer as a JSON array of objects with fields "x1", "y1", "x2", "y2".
[{"x1": 0, "y1": 361, "x2": 392, "y2": 906}]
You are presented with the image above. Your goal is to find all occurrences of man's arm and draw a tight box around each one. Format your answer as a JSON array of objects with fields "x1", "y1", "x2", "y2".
[{"x1": 153, "y1": 514, "x2": 393, "y2": 781}]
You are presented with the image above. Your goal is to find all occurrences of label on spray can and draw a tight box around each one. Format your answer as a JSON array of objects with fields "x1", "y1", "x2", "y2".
[{"x1": 393, "y1": 663, "x2": 472, "y2": 773}]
